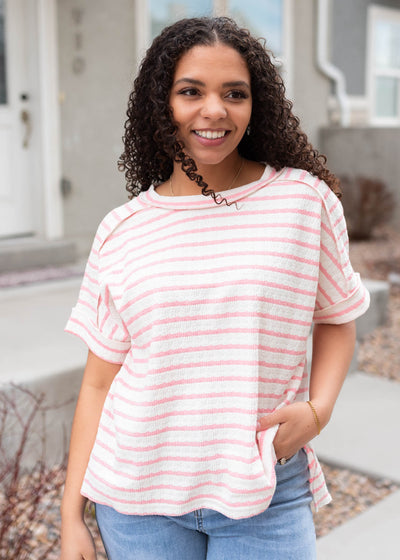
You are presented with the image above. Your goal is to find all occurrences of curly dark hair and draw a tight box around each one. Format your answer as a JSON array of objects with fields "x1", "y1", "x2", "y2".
[{"x1": 118, "y1": 16, "x2": 340, "y2": 202}]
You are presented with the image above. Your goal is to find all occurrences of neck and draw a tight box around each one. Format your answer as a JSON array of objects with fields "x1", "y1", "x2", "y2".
[{"x1": 170, "y1": 153, "x2": 244, "y2": 196}]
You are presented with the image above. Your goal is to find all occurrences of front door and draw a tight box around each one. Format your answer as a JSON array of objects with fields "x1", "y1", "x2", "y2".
[{"x1": 0, "y1": 0, "x2": 35, "y2": 238}]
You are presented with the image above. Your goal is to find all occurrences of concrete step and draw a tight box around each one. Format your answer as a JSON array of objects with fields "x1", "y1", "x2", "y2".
[
  {"x1": 0, "y1": 278, "x2": 85, "y2": 467},
  {"x1": 356, "y1": 278, "x2": 389, "y2": 339},
  {"x1": 0, "y1": 237, "x2": 77, "y2": 273},
  {"x1": 316, "y1": 490, "x2": 400, "y2": 559},
  {"x1": 0, "y1": 278, "x2": 85, "y2": 384}
]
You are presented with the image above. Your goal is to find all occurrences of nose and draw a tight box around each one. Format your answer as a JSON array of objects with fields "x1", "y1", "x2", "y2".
[{"x1": 200, "y1": 94, "x2": 227, "y2": 120}]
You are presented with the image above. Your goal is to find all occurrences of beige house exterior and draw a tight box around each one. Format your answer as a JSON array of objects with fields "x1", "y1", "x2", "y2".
[{"x1": 0, "y1": 0, "x2": 398, "y2": 269}]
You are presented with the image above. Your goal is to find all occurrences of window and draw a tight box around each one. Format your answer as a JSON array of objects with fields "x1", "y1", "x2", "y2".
[
  {"x1": 227, "y1": 0, "x2": 283, "y2": 57},
  {"x1": 368, "y1": 6, "x2": 400, "y2": 124},
  {"x1": 149, "y1": 0, "x2": 213, "y2": 40},
  {"x1": 0, "y1": 0, "x2": 7, "y2": 104},
  {"x1": 136, "y1": 1, "x2": 290, "y2": 72}
]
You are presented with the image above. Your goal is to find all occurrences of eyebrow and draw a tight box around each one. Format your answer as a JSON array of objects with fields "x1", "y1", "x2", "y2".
[{"x1": 174, "y1": 78, "x2": 250, "y2": 90}]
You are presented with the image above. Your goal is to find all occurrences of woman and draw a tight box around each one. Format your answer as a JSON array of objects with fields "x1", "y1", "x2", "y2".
[{"x1": 61, "y1": 17, "x2": 369, "y2": 560}]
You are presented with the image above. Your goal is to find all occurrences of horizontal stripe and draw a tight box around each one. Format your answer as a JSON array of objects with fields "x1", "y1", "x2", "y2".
[
  {"x1": 124, "y1": 291, "x2": 315, "y2": 323},
  {"x1": 100, "y1": 236, "x2": 321, "y2": 274},
  {"x1": 133, "y1": 327, "x2": 308, "y2": 347},
  {"x1": 99, "y1": 425, "x2": 257, "y2": 451},
  {"x1": 118, "y1": 373, "x2": 303, "y2": 392},
  {"x1": 65, "y1": 166, "x2": 369, "y2": 518},
  {"x1": 111, "y1": 406, "x2": 269, "y2": 424},
  {"x1": 87, "y1": 465, "x2": 269, "y2": 495},
  {"x1": 101, "y1": 412, "x2": 255, "y2": 436},
  {"x1": 109, "y1": 248, "x2": 320, "y2": 278},
  {"x1": 102, "y1": 209, "x2": 321, "y2": 259},
  {"x1": 129, "y1": 309, "x2": 311, "y2": 333},
  {"x1": 83, "y1": 478, "x2": 275, "y2": 508},
  {"x1": 127, "y1": 347, "x2": 305, "y2": 365},
  {"x1": 130, "y1": 360, "x2": 303, "y2": 377},
  {"x1": 91, "y1": 453, "x2": 265, "y2": 481},
  {"x1": 96, "y1": 439, "x2": 261, "y2": 466},
  {"x1": 113, "y1": 388, "x2": 299, "y2": 408},
  {"x1": 120, "y1": 263, "x2": 318, "y2": 294}
]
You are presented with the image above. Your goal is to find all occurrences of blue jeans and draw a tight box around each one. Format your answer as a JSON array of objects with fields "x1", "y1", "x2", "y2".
[{"x1": 95, "y1": 449, "x2": 316, "y2": 560}]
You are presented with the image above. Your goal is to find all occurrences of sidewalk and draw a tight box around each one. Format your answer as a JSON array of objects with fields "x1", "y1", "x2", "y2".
[
  {"x1": 0, "y1": 278, "x2": 84, "y2": 384},
  {"x1": 314, "y1": 371, "x2": 400, "y2": 558},
  {"x1": 1, "y1": 279, "x2": 399, "y2": 556}
]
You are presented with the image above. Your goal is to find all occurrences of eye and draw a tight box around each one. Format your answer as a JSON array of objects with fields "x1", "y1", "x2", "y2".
[
  {"x1": 177, "y1": 87, "x2": 200, "y2": 97},
  {"x1": 226, "y1": 90, "x2": 249, "y2": 100}
]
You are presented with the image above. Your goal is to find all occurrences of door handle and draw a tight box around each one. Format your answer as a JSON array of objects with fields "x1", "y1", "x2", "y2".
[{"x1": 20, "y1": 109, "x2": 32, "y2": 148}]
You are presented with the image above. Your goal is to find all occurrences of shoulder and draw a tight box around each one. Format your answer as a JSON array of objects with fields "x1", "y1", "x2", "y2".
[
  {"x1": 94, "y1": 197, "x2": 144, "y2": 252},
  {"x1": 276, "y1": 168, "x2": 347, "y2": 240},
  {"x1": 273, "y1": 167, "x2": 340, "y2": 208}
]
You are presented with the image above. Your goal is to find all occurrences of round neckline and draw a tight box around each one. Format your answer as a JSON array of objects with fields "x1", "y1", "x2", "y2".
[{"x1": 139, "y1": 165, "x2": 283, "y2": 210}]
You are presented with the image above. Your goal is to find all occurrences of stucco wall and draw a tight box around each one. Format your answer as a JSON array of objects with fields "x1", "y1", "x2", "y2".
[
  {"x1": 291, "y1": 0, "x2": 330, "y2": 149},
  {"x1": 58, "y1": 0, "x2": 136, "y2": 255},
  {"x1": 320, "y1": 127, "x2": 400, "y2": 224}
]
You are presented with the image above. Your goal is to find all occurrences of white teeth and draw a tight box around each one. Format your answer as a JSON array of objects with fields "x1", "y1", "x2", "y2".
[{"x1": 195, "y1": 130, "x2": 226, "y2": 139}]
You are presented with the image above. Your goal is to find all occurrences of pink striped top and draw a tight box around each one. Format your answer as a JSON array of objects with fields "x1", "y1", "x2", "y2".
[{"x1": 65, "y1": 165, "x2": 370, "y2": 519}]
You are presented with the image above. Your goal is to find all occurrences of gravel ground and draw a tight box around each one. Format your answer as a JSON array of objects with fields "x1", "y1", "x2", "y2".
[
  {"x1": 314, "y1": 463, "x2": 399, "y2": 538},
  {"x1": 1, "y1": 226, "x2": 399, "y2": 558},
  {"x1": 1, "y1": 461, "x2": 398, "y2": 558},
  {"x1": 349, "y1": 225, "x2": 400, "y2": 382}
]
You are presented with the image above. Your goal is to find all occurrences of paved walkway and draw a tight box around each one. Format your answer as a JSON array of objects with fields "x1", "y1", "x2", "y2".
[
  {"x1": 0, "y1": 278, "x2": 84, "y2": 384},
  {"x1": 316, "y1": 490, "x2": 400, "y2": 559},
  {"x1": 314, "y1": 372, "x2": 400, "y2": 557},
  {"x1": 1, "y1": 279, "x2": 399, "y2": 557}
]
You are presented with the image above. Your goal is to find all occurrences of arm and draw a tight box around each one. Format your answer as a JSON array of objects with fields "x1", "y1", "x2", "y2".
[
  {"x1": 257, "y1": 320, "x2": 356, "y2": 461},
  {"x1": 309, "y1": 320, "x2": 356, "y2": 426},
  {"x1": 60, "y1": 350, "x2": 121, "y2": 560}
]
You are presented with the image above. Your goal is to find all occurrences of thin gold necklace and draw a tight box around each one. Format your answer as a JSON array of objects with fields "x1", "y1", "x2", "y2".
[{"x1": 170, "y1": 158, "x2": 245, "y2": 196}]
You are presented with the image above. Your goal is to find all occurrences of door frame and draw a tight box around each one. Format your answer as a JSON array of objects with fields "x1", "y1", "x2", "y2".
[
  {"x1": 4, "y1": 0, "x2": 63, "y2": 240},
  {"x1": 36, "y1": 0, "x2": 63, "y2": 239}
]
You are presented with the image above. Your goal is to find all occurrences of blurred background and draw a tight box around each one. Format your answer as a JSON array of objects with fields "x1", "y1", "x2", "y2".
[
  {"x1": 0, "y1": 1, "x2": 399, "y2": 558},
  {"x1": 1, "y1": 0, "x2": 399, "y2": 257}
]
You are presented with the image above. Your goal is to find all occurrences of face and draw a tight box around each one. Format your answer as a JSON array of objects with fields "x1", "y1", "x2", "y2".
[{"x1": 169, "y1": 43, "x2": 252, "y2": 167}]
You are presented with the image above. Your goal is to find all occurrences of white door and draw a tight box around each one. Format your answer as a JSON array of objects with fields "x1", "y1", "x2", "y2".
[{"x1": 0, "y1": 0, "x2": 35, "y2": 238}]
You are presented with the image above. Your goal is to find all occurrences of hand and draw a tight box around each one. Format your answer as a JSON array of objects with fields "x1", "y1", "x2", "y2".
[
  {"x1": 257, "y1": 402, "x2": 320, "y2": 462},
  {"x1": 60, "y1": 519, "x2": 97, "y2": 560}
]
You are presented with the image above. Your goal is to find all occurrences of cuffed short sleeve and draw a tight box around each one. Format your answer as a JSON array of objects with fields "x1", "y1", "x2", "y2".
[
  {"x1": 65, "y1": 223, "x2": 131, "y2": 364},
  {"x1": 313, "y1": 187, "x2": 370, "y2": 324}
]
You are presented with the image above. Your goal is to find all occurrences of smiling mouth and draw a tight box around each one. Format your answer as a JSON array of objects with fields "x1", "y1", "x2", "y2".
[{"x1": 193, "y1": 130, "x2": 229, "y2": 139}]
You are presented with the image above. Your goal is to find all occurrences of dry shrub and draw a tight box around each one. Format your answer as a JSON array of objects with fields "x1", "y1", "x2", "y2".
[
  {"x1": 0, "y1": 385, "x2": 67, "y2": 560},
  {"x1": 340, "y1": 176, "x2": 395, "y2": 240}
]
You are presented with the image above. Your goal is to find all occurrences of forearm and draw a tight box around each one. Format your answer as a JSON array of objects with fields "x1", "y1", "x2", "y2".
[
  {"x1": 309, "y1": 320, "x2": 356, "y2": 429},
  {"x1": 61, "y1": 384, "x2": 109, "y2": 521},
  {"x1": 61, "y1": 351, "x2": 120, "y2": 522}
]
